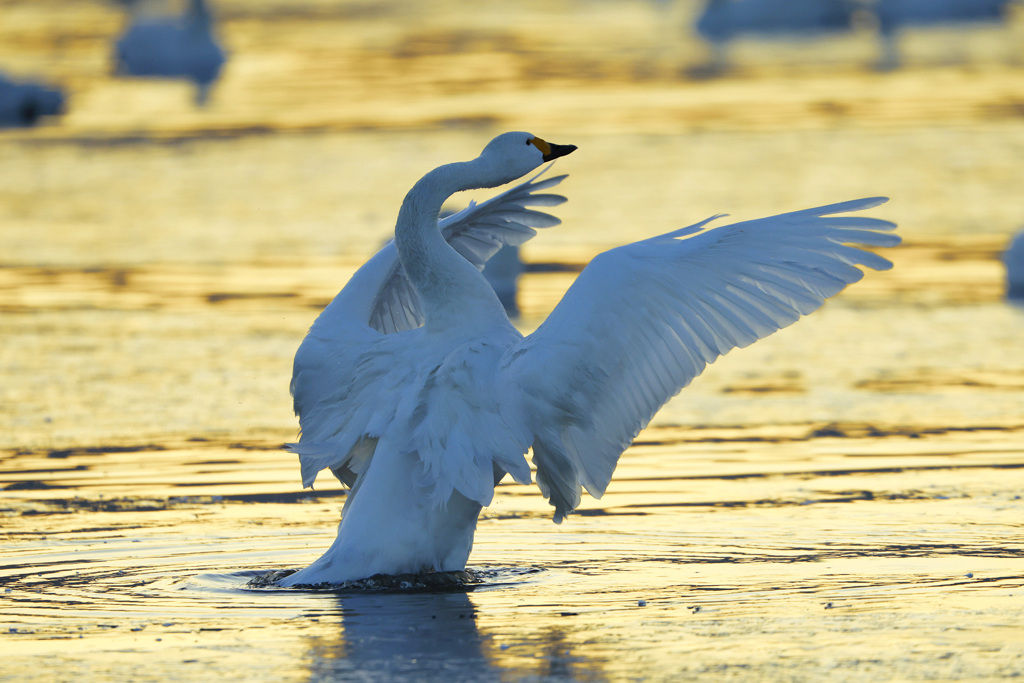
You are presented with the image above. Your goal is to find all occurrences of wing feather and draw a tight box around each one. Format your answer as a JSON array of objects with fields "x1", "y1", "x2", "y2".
[{"x1": 505, "y1": 197, "x2": 898, "y2": 521}]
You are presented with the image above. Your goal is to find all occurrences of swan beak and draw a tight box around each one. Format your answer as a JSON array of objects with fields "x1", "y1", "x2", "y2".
[
  {"x1": 543, "y1": 143, "x2": 577, "y2": 162},
  {"x1": 530, "y1": 136, "x2": 578, "y2": 162}
]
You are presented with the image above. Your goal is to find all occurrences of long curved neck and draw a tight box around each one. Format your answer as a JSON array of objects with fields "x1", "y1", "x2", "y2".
[
  {"x1": 395, "y1": 160, "x2": 507, "y2": 333},
  {"x1": 185, "y1": 0, "x2": 212, "y2": 31}
]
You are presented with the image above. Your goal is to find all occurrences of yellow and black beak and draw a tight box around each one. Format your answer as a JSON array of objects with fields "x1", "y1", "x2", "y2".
[{"x1": 529, "y1": 137, "x2": 577, "y2": 162}]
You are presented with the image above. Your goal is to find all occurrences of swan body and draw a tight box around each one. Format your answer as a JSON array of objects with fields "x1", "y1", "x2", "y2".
[
  {"x1": 279, "y1": 132, "x2": 899, "y2": 587},
  {"x1": 114, "y1": 0, "x2": 226, "y2": 105}
]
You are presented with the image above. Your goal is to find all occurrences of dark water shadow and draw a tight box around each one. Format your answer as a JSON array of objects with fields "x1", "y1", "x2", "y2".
[
  {"x1": 225, "y1": 566, "x2": 601, "y2": 682},
  {"x1": 305, "y1": 591, "x2": 498, "y2": 682},
  {"x1": 242, "y1": 565, "x2": 543, "y2": 594}
]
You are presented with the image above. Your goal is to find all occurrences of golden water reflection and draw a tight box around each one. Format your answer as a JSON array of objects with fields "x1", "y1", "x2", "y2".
[
  {"x1": 3, "y1": 0, "x2": 1024, "y2": 679},
  {"x1": 3, "y1": 420, "x2": 1023, "y2": 680}
]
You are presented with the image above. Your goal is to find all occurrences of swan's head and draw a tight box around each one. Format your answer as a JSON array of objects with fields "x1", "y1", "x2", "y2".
[{"x1": 477, "y1": 132, "x2": 577, "y2": 183}]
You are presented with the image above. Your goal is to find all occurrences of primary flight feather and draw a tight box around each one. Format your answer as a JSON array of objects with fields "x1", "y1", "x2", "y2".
[{"x1": 278, "y1": 132, "x2": 898, "y2": 586}]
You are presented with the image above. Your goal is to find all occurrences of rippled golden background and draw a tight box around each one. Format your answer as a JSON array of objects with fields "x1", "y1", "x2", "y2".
[{"x1": 2, "y1": 1, "x2": 1024, "y2": 680}]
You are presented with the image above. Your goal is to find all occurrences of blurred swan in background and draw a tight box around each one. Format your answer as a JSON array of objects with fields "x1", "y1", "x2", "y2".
[
  {"x1": 113, "y1": 0, "x2": 226, "y2": 105},
  {"x1": 690, "y1": 0, "x2": 1017, "y2": 73},
  {"x1": 482, "y1": 245, "x2": 525, "y2": 317},
  {"x1": 278, "y1": 132, "x2": 900, "y2": 587},
  {"x1": 0, "y1": 72, "x2": 64, "y2": 128},
  {"x1": 482, "y1": 246, "x2": 582, "y2": 319},
  {"x1": 694, "y1": 0, "x2": 857, "y2": 72},
  {"x1": 874, "y1": 0, "x2": 1015, "y2": 69},
  {"x1": 1004, "y1": 231, "x2": 1024, "y2": 302}
]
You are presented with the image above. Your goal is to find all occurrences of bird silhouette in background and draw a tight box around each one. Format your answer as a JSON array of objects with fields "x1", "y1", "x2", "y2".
[
  {"x1": 873, "y1": 0, "x2": 1014, "y2": 69},
  {"x1": 1003, "y1": 231, "x2": 1024, "y2": 302},
  {"x1": 0, "y1": 72, "x2": 64, "y2": 128},
  {"x1": 113, "y1": 0, "x2": 226, "y2": 105},
  {"x1": 693, "y1": 0, "x2": 857, "y2": 73}
]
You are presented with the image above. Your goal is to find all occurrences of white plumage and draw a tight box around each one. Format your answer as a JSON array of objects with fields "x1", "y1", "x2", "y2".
[{"x1": 278, "y1": 132, "x2": 899, "y2": 586}]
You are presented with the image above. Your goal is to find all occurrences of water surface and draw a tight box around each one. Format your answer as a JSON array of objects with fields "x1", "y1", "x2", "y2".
[{"x1": 2, "y1": 0, "x2": 1024, "y2": 680}]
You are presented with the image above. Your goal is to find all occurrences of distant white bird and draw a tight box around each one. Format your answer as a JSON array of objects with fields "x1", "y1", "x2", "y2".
[
  {"x1": 0, "y1": 72, "x2": 64, "y2": 128},
  {"x1": 693, "y1": 0, "x2": 857, "y2": 72},
  {"x1": 1004, "y1": 231, "x2": 1024, "y2": 301},
  {"x1": 278, "y1": 132, "x2": 899, "y2": 586},
  {"x1": 696, "y1": 0, "x2": 857, "y2": 43},
  {"x1": 113, "y1": 0, "x2": 226, "y2": 105},
  {"x1": 482, "y1": 244, "x2": 525, "y2": 317},
  {"x1": 873, "y1": 0, "x2": 1013, "y2": 69}
]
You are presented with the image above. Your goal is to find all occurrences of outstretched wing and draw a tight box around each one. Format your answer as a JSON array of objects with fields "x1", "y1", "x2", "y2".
[
  {"x1": 368, "y1": 168, "x2": 568, "y2": 333},
  {"x1": 503, "y1": 197, "x2": 899, "y2": 522},
  {"x1": 288, "y1": 168, "x2": 568, "y2": 491}
]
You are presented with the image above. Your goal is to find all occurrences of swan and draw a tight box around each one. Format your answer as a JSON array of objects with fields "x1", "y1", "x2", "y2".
[
  {"x1": 1004, "y1": 231, "x2": 1024, "y2": 301},
  {"x1": 113, "y1": 0, "x2": 226, "y2": 105},
  {"x1": 873, "y1": 0, "x2": 1012, "y2": 70},
  {"x1": 0, "y1": 72, "x2": 64, "y2": 128},
  {"x1": 693, "y1": 0, "x2": 856, "y2": 72},
  {"x1": 482, "y1": 244, "x2": 525, "y2": 317},
  {"x1": 695, "y1": 0, "x2": 857, "y2": 43},
  {"x1": 278, "y1": 132, "x2": 899, "y2": 587}
]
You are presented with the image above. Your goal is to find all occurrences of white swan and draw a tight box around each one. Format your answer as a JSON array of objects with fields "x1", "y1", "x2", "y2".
[
  {"x1": 693, "y1": 0, "x2": 856, "y2": 72},
  {"x1": 873, "y1": 0, "x2": 1011, "y2": 70},
  {"x1": 1004, "y1": 231, "x2": 1024, "y2": 301},
  {"x1": 482, "y1": 244, "x2": 525, "y2": 317},
  {"x1": 278, "y1": 132, "x2": 899, "y2": 586},
  {"x1": 113, "y1": 0, "x2": 226, "y2": 105}
]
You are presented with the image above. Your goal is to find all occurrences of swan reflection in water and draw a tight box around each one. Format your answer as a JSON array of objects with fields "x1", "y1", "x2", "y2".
[
  {"x1": 300, "y1": 590, "x2": 600, "y2": 681},
  {"x1": 303, "y1": 592, "x2": 494, "y2": 681}
]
